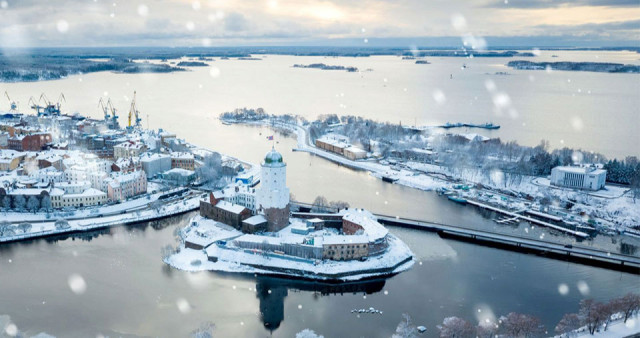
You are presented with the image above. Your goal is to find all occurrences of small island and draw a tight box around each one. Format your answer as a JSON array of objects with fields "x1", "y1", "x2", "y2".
[
  {"x1": 176, "y1": 61, "x2": 209, "y2": 67},
  {"x1": 507, "y1": 60, "x2": 640, "y2": 73},
  {"x1": 293, "y1": 63, "x2": 359, "y2": 72},
  {"x1": 165, "y1": 148, "x2": 414, "y2": 281}
]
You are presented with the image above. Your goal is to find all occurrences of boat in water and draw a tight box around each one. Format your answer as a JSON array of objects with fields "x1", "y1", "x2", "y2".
[{"x1": 447, "y1": 195, "x2": 468, "y2": 204}]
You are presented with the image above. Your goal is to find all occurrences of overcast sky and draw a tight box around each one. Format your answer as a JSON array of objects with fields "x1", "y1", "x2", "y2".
[{"x1": 0, "y1": 0, "x2": 638, "y2": 48}]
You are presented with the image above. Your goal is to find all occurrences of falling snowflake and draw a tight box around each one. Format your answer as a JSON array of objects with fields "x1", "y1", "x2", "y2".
[
  {"x1": 137, "y1": 4, "x2": 149, "y2": 16},
  {"x1": 56, "y1": 20, "x2": 69, "y2": 33},
  {"x1": 68, "y1": 274, "x2": 87, "y2": 295}
]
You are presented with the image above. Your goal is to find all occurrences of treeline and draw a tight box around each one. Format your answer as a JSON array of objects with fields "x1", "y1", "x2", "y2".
[
  {"x1": 220, "y1": 107, "x2": 269, "y2": 121},
  {"x1": 0, "y1": 55, "x2": 184, "y2": 82},
  {"x1": 603, "y1": 157, "x2": 640, "y2": 185}
]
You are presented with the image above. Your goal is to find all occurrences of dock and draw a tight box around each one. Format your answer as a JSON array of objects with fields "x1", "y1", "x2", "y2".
[{"x1": 464, "y1": 199, "x2": 588, "y2": 238}]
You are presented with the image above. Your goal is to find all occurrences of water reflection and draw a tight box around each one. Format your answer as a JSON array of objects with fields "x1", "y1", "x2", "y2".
[{"x1": 255, "y1": 275, "x2": 386, "y2": 332}]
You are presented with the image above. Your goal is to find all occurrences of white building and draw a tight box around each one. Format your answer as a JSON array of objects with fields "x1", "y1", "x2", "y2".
[
  {"x1": 223, "y1": 184, "x2": 257, "y2": 213},
  {"x1": 113, "y1": 141, "x2": 146, "y2": 159},
  {"x1": 30, "y1": 167, "x2": 65, "y2": 185},
  {"x1": 256, "y1": 147, "x2": 290, "y2": 231},
  {"x1": 106, "y1": 171, "x2": 147, "y2": 201},
  {"x1": 88, "y1": 171, "x2": 109, "y2": 192},
  {"x1": 50, "y1": 188, "x2": 107, "y2": 208},
  {"x1": 140, "y1": 153, "x2": 171, "y2": 178},
  {"x1": 550, "y1": 165, "x2": 607, "y2": 191}
]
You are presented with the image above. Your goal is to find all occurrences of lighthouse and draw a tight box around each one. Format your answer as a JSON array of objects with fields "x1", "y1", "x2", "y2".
[{"x1": 257, "y1": 147, "x2": 290, "y2": 232}]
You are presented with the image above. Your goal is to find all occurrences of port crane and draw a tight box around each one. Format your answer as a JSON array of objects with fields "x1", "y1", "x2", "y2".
[
  {"x1": 33, "y1": 93, "x2": 65, "y2": 116},
  {"x1": 4, "y1": 91, "x2": 18, "y2": 112},
  {"x1": 28, "y1": 96, "x2": 44, "y2": 115},
  {"x1": 98, "y1": 97, "x2": 110, "y2": 120},
  {"x1": 127, "y1": 91, "x2": 142, "y2": 129}
]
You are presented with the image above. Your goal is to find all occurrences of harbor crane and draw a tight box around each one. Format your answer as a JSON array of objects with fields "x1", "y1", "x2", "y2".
[
  {"x1": 4, "y1": 91, "x2": 18, "y2": 112},
  {"x1": 28, "y1": 96, "x2": 44, "y2": 115},
  {"x1": 127, "y1": 91, "x2": 142, "y2": 129},
  {"x1": 98, "y1": 97, "x2": 110, "y2": 120},
  {"x1": 35, "y1": 93, "x2": 65, "y2": 116},
  {"x1": 107, "y1": 98, "x2": 119, "y2": 129}
]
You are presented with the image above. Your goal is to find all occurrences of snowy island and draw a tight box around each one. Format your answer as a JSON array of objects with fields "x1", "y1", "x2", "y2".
[{"x1": 165, "y1": 148, "x2": 414, "y2": 281}]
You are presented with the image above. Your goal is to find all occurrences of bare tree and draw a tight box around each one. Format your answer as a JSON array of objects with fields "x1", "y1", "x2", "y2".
[
  {"x1": 476, "y1": 322, "x2": 498, "y2": 338},
  {"x1": 328, "y1": 200, "x2": 350, "y2": 211},
  {"x1": 579, "y1": 299, "x2": 609, "y2": 335},
  {"x1": 554, "y1": 313, "x2": 581, "y2": 337},
  {"x1": 311, "y1": 195, "x2": 329, "y2": 212},
  {"x1": 17, "y1": 223, "x2": 32, "y2": 234},
  {"x1": 437, "y1": 316, "x2": 474, "y2": 338},
  {"x1": 499, "y1": 312, "x2": 544, "y2": 338},
  {"x1": 611, "y1": 293, "x2": 640, "y2": 323},
  {"x1": 392, "y1": 313, "x2": 419, "y2": 338}
]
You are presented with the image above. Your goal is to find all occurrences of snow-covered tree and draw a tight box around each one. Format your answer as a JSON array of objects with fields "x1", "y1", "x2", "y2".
[
  {"x1": 12, "y1": 195, "x2": 26, "y2": 210},
  {"x1": 0, "y1": 221, "x2": 16, "y2": 237},
  {"x1": 41, "y1": 195, "x2": 52, "y2": 211},
  {"x1": 437, "y1": 316, "x2": 474, "y2": 338},
  {"x1": 17, "y1": 223, "x2": 32, "y2": 234},
  {"x1": 54, "y1": 219, "x2": 70, "y2": 230},
  {"x1": 0, "y1": 196, "x2": 10, "y2": 211},
  {"x1": 196, "y1": 152, "x2": 223, "y2": 188},
  {"x1": 27, "y1": 195, "x2": 40, "y2": 213},
  {"x1": 393, "y1": 313, "x2": 419, "y2": 338},
  {"x1": 554, "y1": 313, "x2": 581, "y2": 336},
  {"x1": 499, "y1": 312, "x2": 544, "y2": 338},
  {"x1": 190, "y1": 322, "x2": 215, "y2": 338},
  {"x1": 295, "y1": 329, "x2": 324, "y2": 338}
]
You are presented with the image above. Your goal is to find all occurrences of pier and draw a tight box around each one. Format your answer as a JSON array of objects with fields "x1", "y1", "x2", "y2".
[{"x1": 464, "y1": 198, "x2": 589, "y2": 237}]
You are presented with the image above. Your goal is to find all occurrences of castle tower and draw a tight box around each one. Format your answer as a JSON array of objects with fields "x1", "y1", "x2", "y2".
[{"x1": 257, "y1": 147, "x2": 290, "y2": 232}]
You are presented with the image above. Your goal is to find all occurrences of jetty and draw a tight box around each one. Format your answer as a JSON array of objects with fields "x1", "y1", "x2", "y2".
[{"x1": 464, "y1": 199, "x2": 587, "y2": 237}]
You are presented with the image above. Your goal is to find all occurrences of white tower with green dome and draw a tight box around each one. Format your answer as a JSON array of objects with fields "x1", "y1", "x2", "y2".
[{"x1": 257, "y1": 147, "x2": 290, "y2": 231}]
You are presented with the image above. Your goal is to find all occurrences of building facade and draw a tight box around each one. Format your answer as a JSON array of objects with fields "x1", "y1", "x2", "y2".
[{"x1": 550, "y1": 166, "x2": 607, "y2": 191}]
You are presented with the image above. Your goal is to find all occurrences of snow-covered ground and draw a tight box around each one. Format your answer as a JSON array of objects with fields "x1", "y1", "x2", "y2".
[
  {"x1": 0, "y1": 194, "x2": 203, "y2": 243},
  {"x1": 229, "y1": 119, "x2": 640, "y2": 233},
  {"x1": 165, "y1": 215, "x2": 415, "y2": 281},
  {"x1": 555, "y1": 313, "x2": 640, "y2": 338}
]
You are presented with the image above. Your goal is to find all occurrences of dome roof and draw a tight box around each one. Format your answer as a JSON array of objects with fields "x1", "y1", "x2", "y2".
[{"x1": 263, "y1": 148, "x2": 284, "y2": 166}]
